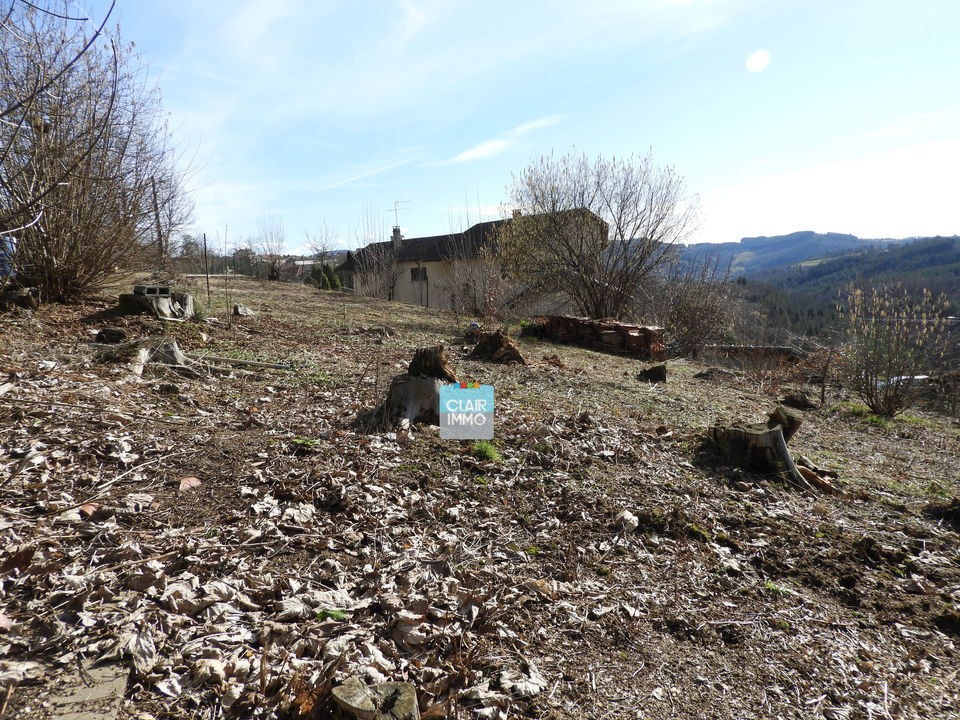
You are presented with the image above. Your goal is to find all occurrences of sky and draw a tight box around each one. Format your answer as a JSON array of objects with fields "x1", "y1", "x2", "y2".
[{"x1": 75, "y1": 0, "x2": 960, "y2": 253}]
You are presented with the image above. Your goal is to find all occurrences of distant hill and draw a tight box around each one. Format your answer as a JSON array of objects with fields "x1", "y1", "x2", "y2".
[
  {"x1": 772, "y1": 235, "x2": 960, "y2": 300},
  {"x1": 681, "y1": 230, "x2": 910, "y2": 276},
  {"x1": 721, "y1": 234, "x2": 960, "y2": 338}
]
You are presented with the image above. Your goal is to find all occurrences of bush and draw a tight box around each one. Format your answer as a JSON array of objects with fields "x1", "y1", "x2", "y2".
[{"x1": 842, "y1": 284, "x2": 950, "y2": 417}]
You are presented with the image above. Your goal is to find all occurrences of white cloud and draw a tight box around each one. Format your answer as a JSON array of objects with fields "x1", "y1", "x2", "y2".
[
  {"x1": 449, "y1": 139, "x2": 513, "y2": 163},
  {"x1": 444, "y1": 115, "x2": 566, "y2": 164}
]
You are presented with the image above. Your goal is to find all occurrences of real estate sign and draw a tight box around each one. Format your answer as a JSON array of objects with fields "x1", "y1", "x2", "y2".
[{"x1": 439, "y1": 383, "x2": 494, "y2": 440}]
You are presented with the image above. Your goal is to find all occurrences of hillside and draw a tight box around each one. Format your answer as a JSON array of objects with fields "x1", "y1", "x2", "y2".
[
  {"x1": 682, "y1": 231, "x2": 909, "y2": 277},
  {"x1": 1, "y1": 278, "x2": 959, "y2": 720},
  {"x1": 772, "y1": 235, "x2": 960, "y2": 300}
]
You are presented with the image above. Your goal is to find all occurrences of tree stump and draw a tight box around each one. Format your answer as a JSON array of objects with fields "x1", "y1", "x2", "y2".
[
  {"x1": 709, "y1": 422, "x2": 814, "y2": 492},
  {"x1": 358, "y1": 346, "x2": 458, "y2": 430},
  {"x1": 468, "y1": 330, "x2": 525, "y2": 365},
  {"x1": 408, "y1": 345, "x2": 458, "y2": 382},
  {"x1": 767, "y1": 405, "x2": 802, "y2": 443},
  {"x1": 637, "y1": 364, "x2": 667, "y2": 383}
]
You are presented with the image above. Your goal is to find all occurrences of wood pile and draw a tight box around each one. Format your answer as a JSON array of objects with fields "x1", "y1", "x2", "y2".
[{"x1": 521, "y1": 315, "x2": 666, "y2": 361}]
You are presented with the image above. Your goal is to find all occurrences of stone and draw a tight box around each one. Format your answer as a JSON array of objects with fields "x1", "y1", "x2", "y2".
[{"x1": 233, "y1": 303, "x2": 255, "y2": 316}]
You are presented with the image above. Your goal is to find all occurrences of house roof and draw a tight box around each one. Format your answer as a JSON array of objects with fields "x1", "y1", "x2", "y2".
[
  {"x1": 337, "y1": 209, "x2": 608, "y2": 274},
  {"x1": 337, "y1": 218, "x2": 508, "y2": 273}
]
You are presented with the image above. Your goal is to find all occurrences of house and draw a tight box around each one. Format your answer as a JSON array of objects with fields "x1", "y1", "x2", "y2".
[
  {"x1": 336, "y1": 219, "x2": 508, "y2": 313},
  {"x1": 336, "y1": 209, "x2": 608, "y2": 314}
]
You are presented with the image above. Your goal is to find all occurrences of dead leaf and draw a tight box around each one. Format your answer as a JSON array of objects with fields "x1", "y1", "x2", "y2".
[
  {"x1": 126, "y1": 631, "x2": 157, "y2": 675},
  {"x1": 178, "y1": 476, "x2": 202, "y2": 493},
  {"x1": 0, "y1": 545, "x2": 35, "y2": 574},
  {"x1": 0, "y1": 611, "x2": 14, "y2": 631}
]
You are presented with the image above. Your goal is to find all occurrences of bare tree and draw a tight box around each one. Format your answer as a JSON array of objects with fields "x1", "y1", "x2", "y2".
[
  {"x1": 0, "y1": 0, "x2": 192, "y2": 301},
  {"x1": 436, "y1": 225, "x2": 503, "y2": 321},
  {"x1": 499, "y1": 150, "x2": 697, "y2": 320},
  {"x1": 352, "y1": 207, "x2": 400, "y2": 300},
  {"x1": 256, "y1": 216, "x2": 284, "y2": 281},
  {"x1": 305, "y1": 223, "x2": 338, "y2": 266}
]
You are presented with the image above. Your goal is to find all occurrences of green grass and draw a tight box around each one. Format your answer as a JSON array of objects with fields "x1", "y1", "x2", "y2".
[{"x1": 468, "y1": 440, "x2": 502, "y2": 463}]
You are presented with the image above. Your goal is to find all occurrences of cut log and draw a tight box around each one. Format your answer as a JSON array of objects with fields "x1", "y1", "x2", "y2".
[
  {"x1": 408, "y1": 345, "x2": 458, "y2": 382},
  {"x1": 709, "y1": 423, "x2": 814, "y2": 492},
  {"x1": 468, "y1": 330, "x2": 525, "y2": 365}
]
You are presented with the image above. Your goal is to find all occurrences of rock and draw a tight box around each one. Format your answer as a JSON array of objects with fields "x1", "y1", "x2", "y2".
[
  {"x1": 637, "y1": 364, "x2": 667, "y2": 383},
  {"x1": 614, "y1": 509, "x2": 639, "y2": 533},
  {"x1": 233, "y1": 303, "x2": 255, "y2": 317},
  {"x1": 331, "y1": 677, "x2": 420, "y2": 720},
  {"x1": 96, "y1": 327, "x2": 129, "y2": 344}
]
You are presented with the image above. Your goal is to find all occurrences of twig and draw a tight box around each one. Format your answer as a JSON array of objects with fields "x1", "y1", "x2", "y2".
[
  {"x1": 0, "y1": 683, "x2": 15, "y2": 719},
  {"x1": 0, "y1": 396, "x2": 190, "y2": 426}
]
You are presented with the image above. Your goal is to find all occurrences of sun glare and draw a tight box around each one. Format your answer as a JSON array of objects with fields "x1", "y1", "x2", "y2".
[{"x1": 745, "y1": 49, "x2": 770, "y2": 73}]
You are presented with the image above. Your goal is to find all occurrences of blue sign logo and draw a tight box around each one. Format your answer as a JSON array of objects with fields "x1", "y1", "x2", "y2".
[{"x1": 439, "y1": 383, "x2": 494, "y2": 440}]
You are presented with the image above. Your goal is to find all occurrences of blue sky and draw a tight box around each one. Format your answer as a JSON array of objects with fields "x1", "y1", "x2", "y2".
[{"x1": 79, "y1": 0, "x2": 960, "y2": 253}]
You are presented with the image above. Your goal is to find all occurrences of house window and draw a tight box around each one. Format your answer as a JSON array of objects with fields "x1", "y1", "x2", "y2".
[{"x1": 411, "y1": 266, "x2": 428, "y2": 282}]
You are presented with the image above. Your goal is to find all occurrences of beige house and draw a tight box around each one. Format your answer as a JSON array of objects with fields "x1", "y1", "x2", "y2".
[
  {"x1": 337, "y1": 209, "x2": 609, "y2": 315},
  {"x1": 337, "y1": 220, "x2": 506, "y2": 314}
]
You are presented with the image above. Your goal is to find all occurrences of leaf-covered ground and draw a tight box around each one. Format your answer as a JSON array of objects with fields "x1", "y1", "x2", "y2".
[{"x1": 1, "y1": 276, "x2": 958, "y2": 720}]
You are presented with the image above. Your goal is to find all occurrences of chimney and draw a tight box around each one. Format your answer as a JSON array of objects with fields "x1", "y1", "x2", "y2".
[{"x1": 391, "y1": 226, "x2": 402, "y2": 249}]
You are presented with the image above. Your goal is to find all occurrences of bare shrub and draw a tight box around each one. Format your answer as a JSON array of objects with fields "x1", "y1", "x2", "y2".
[
  {"x1": 1, "y1": 1, "x2": 191, "y2": 301},
  {"x1": 636, "y1": 250, "x2": 733, "y2": 357},
  {"x1": 841, "y1": 284, "x2": 950, "y2": 417}
]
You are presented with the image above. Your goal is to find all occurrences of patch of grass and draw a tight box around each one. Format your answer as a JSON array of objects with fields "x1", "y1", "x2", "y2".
[
  {"x1": 900, "y1": 414, "x2": 932, "y2": 427},
  {"x1": 763, "y1": 580, "x2": 790, "y2": 596},
  {"x1": 291, "y1": 437, "x2": 318, "y2": 449},
  {"x1": 770, "y1": 618, "x2": 793, "y2": 633},
  {"x1": 685, "y1": 523, "x2": 711, "y2": 543},
  {"x1": 469, "y1": 440, "x2": 502, "y2": 463},
  {"x1": 524, "y1": 545, "x2": 541, "y2": 556},
  {"x1": 839, "y1": 402, "x2": 872, "y2": 417},
  {"x1": 866, "y1": 414, "x2": 894, "y2": 430}
]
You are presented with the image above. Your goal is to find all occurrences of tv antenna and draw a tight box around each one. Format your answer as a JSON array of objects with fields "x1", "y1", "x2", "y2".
[{"x1": 388, "y1": 200, "x2": 411, "y2": 228}]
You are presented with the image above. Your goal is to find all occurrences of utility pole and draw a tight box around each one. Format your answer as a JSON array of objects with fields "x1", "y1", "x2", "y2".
[{"x1": 150, "y1": 177, "x2": 165, "y2": 272}]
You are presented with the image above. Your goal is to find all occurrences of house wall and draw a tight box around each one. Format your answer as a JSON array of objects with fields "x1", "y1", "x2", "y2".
[{"x1": 393, "y1": 260, "x2": 475, "y2": 310}]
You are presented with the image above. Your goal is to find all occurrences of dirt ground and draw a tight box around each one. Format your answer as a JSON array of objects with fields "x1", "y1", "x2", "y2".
[{"x1": 1, "y1": 276, "x2": 958, "y2": 720}]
